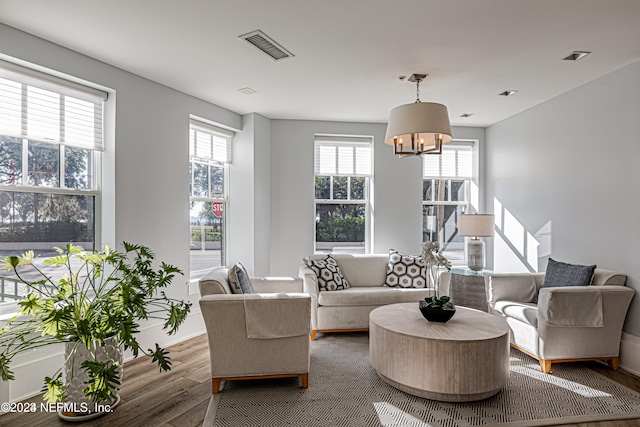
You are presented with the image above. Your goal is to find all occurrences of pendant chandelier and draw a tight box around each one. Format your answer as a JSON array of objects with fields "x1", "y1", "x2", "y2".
[{"x1": 384, "y1": 74, "x2": 452, "y2": 158}]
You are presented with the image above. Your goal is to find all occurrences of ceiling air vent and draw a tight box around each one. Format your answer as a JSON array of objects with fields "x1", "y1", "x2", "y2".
[{"x1": 239, "y1": 30, "x2": 294, "y2": 61}]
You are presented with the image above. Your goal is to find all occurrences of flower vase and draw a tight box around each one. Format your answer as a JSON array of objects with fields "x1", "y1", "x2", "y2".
[{"x1": 59, "y1": 337, "x2": 123, "y2": 421}]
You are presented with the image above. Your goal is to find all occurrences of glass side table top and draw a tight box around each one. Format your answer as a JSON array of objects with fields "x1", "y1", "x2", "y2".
[{"x1": 450, "y1": 268, "x2": 495, "y2": 277}]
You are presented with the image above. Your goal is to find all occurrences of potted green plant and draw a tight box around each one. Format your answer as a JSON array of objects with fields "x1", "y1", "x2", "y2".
[
  {"x1": 0, "y1": 243, "x2": 191, "y2": 419},
  {"x1": 419, "y1": 241, "x2": 455, "y2": 322}
]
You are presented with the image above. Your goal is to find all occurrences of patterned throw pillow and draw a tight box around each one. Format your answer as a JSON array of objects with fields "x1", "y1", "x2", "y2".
[
  {"x1": 304, "y1": 256, "x2": 350, "y2": 291},
  {"x1": 384, "y1": 249, "x2": 426, "y2": 288},
  {"x1": 535, "y1": 258, "x2": 596, "y2": 302},
  {"x1": 228, "y1": 263, "x2": 254, "y2": 294}
]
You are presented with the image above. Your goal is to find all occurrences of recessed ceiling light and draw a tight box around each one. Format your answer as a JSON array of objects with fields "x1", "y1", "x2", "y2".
[
  {"x1": 498, "y1": 90, "x2": 518, "y2": 97},
  {"x1": 238, "y1": 87, "x2": 257, "y2": 95},
  {"x1": 460, "y1": 113, "x2": 474, "y2": 118},
  {"x1": 563, "y1": 51, "x2": 591, "y2": 61}
]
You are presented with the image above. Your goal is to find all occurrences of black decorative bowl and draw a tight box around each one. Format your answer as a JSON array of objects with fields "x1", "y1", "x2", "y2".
[{"x1": 419, "y1": 301, "x2": 456, "y2": 323}]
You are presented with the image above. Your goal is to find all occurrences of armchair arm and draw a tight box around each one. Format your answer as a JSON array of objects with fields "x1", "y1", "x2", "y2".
[
  {"x1": 485, "y1": 273, "x2": 538, "y2": 312},
  {"x1": 538, "y1": 286, "x2": 634, "y2": 327},
  {"x1": 198, "y1": 266, "x2": 231, "y2": 295},
  {"x1": 535, "y1": 285, "x2": 634, "y2": 360},
  {"x1": 299, "y1": 264, "x2": 320, "y2": 331}
]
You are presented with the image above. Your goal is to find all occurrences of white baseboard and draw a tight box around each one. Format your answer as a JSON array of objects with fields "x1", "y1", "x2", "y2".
[{"x1": 620, "y1": 332, "x2": 640, "y2": 377}]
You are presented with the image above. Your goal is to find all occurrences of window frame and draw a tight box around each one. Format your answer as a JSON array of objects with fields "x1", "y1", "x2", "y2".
[
  {"x1": 313, "y1": 135, "x2": 373, "y2": 254},
  {"x1": 422, "y1": 142, "x2": 474, "y2": 266},
  {"x1": 188, "y1": 118, "x2": 233, "y2": 281},
  {"x1": 0, "y1": 60, "x2": 106, "y2": 312}
]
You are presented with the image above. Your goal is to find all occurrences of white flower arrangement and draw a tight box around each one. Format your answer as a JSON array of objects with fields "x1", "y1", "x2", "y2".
[{"x1": 421, "y1": 241, "x2": 452, "y2": 300}]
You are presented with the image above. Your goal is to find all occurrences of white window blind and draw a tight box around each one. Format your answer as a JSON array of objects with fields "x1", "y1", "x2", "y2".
[
  {"x1": 314, "y1": 135, "x2": 372, "y2": 176},
  {"x1": 189, "y1": 119, "x2": 233, "y2": 163},
  {"x1": 423, "y1": 143, "x2": 473, "y2": 178},
  {"x1": 0, "y1": 59, "x2": 107, "y2": 151}
]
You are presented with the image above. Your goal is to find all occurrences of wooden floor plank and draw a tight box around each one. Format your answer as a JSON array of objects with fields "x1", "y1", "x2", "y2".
[{"x1": 1, "y1": 333, "x2": 639, "y2": 427}]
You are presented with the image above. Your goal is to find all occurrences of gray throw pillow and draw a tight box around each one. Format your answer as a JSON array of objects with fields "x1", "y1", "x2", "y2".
[
  {"x1": 384, "y1": 249, "x2": 426, "y2": 288},
  {"x1": 229, "y1": 263, "x2": 254, "y2": 294},
  {"x1": 535, "y1": 258, "x2": 596, "y2": 302}
]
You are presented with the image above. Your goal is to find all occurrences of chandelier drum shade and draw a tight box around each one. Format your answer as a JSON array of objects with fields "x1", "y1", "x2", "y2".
[{"x1": 384, "y1": 74, "x2": 452, "y2": 158}]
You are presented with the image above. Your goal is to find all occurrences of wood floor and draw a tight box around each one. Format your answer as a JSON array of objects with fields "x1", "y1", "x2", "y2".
[{"x1": 1, "y1": 333, "x2": 640, "y2": 427}]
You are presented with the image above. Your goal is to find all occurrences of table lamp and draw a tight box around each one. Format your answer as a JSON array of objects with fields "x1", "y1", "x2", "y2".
[{"x1": 457, "y1": 214, "x2": 495, "y2": 271}]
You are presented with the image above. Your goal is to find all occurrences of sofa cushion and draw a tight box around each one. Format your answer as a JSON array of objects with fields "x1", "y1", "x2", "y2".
[
  {"x1": 384, "y1": 249, "x2": 426, "y2": 288},
  {"x1": 318, "y1": 286, "x2": 433, "y2": 307},
  {"x1": 305, "y1": 256, "x2": 350, "y2": 291},
  {"x1": 494, "y1": 300, "x2": 538, "y2": 327},
  {"x1": 311, "y1": 254, "x2": 388, "y2": 287},
  {"x1": 229, "y1": 263, "x2": 254, "y2": 294}
]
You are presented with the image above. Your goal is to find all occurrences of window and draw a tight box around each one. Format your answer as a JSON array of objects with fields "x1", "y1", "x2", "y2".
[
  {"x1": 422, "y1": 142, "x2": 473, "y2": 265},
  {"x1": 0, "y1": 59, "x2": 106, "y2": 304},
  {"x1": 189, "y1": 119, "x2": 233, "y2": 280},
  {"x1": 314, "y1": 135, "x2": 372, "y2": 254}
]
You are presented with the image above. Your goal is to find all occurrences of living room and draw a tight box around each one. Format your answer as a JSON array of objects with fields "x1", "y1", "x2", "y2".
[{"x1": 1, "y1": 1, "x2": 640, "y2": 426}]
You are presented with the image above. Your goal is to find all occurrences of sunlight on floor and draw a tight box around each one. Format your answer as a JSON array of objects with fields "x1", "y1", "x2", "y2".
[
  {"x1": 373, "y1": 402, "x2": 431, "y2": 427},
  {"x1": 511, "y1": 365, "x2": 613, "y2": 398}
]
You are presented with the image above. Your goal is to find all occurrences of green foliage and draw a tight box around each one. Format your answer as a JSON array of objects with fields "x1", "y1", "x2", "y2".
[
  {"x1": 42, "y1": 374, "x2": 65, "y2": 403},
  {"x1": 0, "y1": 242, "x2": 192, "y2": 403},
  {"x1": 424, "y1": 295, "x2": 454, "y2": 310},
  {"x1": 150, "y1": 343, "x2": 172, "y2": 372},
  {"x1": 190, "y1": 228, "x2": 221, "y2": 242},
  {"x1": 0, "y1": 354, "x2": 15, "y2": 381},
  {"x1": 81, "y1": 360, "x2": 121, "y2": 403},
  {"x1": 316, "y1": 214, "x2": 365, "y2": 242}
]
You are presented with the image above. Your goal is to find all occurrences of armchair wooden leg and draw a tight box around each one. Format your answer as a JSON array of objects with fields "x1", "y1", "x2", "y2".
[
  {"x1": 608, "y1": 357, "x2": 620, "y2": 370},
  {"x1": 310, "y1": 330, "x2": 317, "y2": 341},
  {"x1": 300, "y1": 373, "x2": 309, "y2": 389},
  {"x1": 540, "y1": 359, "x2": 552, "y2": 374},
  {"x1": 212, "y1": 378, "x2": 222, "y2": 394}
]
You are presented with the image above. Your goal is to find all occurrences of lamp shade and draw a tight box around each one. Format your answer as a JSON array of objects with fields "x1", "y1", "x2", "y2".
[
  {"x1": 458, "y1": 214, "x2": 495, "y2": 237},
  {"x1": 384, "y1": 102, "x2": 453, "y2": 148}
]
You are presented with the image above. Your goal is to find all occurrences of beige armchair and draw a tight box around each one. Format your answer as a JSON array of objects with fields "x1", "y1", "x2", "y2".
[
  {"x1": 199, "y1": 267, "x2": 311, "y2": 393},
  {"x1": 486, "y1": 269, "x2": 634, "y2": 373}
]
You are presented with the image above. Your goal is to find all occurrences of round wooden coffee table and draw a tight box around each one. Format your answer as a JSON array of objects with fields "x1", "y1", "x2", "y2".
[{"x1": 369, "y1": 303, "x2": 510, "y2": 402}]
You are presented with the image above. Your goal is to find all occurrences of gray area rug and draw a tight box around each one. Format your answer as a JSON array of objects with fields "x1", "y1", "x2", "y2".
[{"x1": 207, "y1": 333, "x2": 640, "y2": 426}]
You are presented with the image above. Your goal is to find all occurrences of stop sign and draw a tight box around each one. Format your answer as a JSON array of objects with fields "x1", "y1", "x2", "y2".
[{"x1": 211, "y1": 202, "x2": 223, "y2": 218}]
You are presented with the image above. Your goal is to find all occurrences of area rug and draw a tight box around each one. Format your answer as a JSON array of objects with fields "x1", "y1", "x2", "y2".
[{"x1": 205, "y1": 333, "x2": 640, "y2": 426}]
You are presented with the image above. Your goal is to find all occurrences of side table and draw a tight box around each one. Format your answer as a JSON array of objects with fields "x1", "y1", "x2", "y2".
[{"x1": 449, "y1": 268, "x2": 493, "y2": 312}]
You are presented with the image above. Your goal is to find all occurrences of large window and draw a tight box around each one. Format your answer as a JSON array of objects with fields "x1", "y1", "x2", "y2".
[
  {"x1": 0, "y1": 60, "x2": 106, "y2": 304},
  {"x1": 422, "y1": 142, "x2": 473, "y2": 265},
  {"x1": 189, "y1": 119, "x2": 232, "y2": 280},
  {"x1": 314, "y1": 135, "x2": 372, "y2": 254}
]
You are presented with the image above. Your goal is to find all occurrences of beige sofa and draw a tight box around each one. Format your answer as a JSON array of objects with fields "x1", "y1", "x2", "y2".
[
  {"x1": 299, "y1": 254, "x2": 448, "y2": 340},
  {"x1": 486, "y1": 268, "x2": 634, "y2": 373},
  {"x1": 198, "y1": 267, "x2": 311, "y2": 393}
]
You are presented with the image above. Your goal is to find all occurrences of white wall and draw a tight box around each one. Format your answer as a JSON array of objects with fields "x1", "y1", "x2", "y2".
[
  {"x1": 485, "y1": 60, "x2": 640, "y2": 345},
  {"x1": 228, "y1": 113, "x2": 272, "y2": 277},
  {"x1": 0, "y1": 23, "x2": 241, "y2": 403},
  {"x1": 269, "y1": 120, "x2": 485, "y2": 276}
]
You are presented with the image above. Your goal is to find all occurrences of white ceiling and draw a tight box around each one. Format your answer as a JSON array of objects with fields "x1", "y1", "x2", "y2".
[{"x1": 1, "y1": 0, "x2": 640, "y2": 127}]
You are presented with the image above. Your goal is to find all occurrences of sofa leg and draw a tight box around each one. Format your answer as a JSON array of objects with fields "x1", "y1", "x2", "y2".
[
  {"x1": 212, "y1": 378, "x2": 222, "y2": 394},
  {"x1": 300, "y1": 373, "x2": 309, "y2": 389},
  {"x1": 540, "y1": 359, "x2": 552, "y2": 374},
  {"x1": 310, "y1": 330, "x2": 317, "y2": 341},
  {"x1": 608, "y1": 357, "x2": 620, "y2": 370}
]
